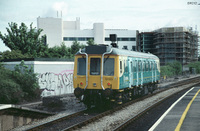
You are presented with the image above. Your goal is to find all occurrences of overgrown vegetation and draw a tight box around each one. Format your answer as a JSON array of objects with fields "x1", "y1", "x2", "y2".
[
  {"x1": 160, "y1": 61, "x2": 182, "y2": 78},
  {"x1": 0, "y1": 61, "x2": 41, "y2": 104},
  {"x1": 0, "y1": 22, "x2": 96, "y2": 103},
  {"x1": 187, "y1": 61, "x2": 200, "y2": 74}
]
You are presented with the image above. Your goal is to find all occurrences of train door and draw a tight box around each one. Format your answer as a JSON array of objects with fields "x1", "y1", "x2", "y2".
[
  {"x1": 88, "y1": 56, "x2": 101, "y2": 89},
  {"x1": 128, "y1": 59, "x2": 133, "y2": 88}
]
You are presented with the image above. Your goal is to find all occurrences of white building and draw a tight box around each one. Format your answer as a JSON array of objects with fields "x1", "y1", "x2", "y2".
[{"x1": 37, "y1": 17, "x2": 137, "y2": 51}]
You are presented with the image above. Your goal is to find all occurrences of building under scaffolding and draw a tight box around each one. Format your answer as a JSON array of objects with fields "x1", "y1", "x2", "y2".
[
  {"x1": 138, "y1": 27, "x2": 199, "y2": 66},
  {"x1": 153, "y1": 27, "x2": 198, "y2": 66}
]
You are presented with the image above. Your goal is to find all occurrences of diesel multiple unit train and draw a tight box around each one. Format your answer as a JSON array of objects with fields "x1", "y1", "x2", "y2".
[{"x1": 73, "y1": 45, "x2": 160, "y2": 108}]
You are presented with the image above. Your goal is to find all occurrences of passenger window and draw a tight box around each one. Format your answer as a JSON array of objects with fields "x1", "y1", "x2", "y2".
[
  {"x1": 90, "y1": 58, "x2": 100, "y2": 75},
  {"x1": 131, "y1": 62, "x2": 133, "y2": 72},
  {"x1": 77, "y1": 58, "x2": 86, "y2": 75},
  {"x1": 104, "y1": 58, "x2": 114, "y2": 76},
  {"x1": 138, "y1": 61, "x2": 141, "y2": 72},
  {"x1": 146, "y1": 62, "x2": 148, "y2": 71},
  {"x1": 120, "y1": 61, "x2": 122, "y2": 74}
]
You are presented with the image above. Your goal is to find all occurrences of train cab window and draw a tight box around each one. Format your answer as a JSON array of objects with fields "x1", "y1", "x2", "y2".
[
  {"x1": 90, "y1": 58, "x2": 100, "y2": 75},
  {"x1": 104, "y1": 58, "x2": 114, "y2": 76},
  {"x1": 77, "y1": 58, "x2": 86, "y2": 75}
]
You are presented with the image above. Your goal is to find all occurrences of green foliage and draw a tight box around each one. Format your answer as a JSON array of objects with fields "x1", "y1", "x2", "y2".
[
  {"x1": 0, "y1": 50, "x2": 31, "y2": 60},
  {"x1": 0, "y1": 22, "x2": 47, "y2": 57},
  {"x1": 187, "y1": 61, "x2": 200, "y2": 73},
  {"x1": 160, "y1": 65, "x2": 175, "y2": 77},
  {"x1": 45, "y1": 43, "x2": 73, "y2": 58},
  {"x1": 0, "y1": 22, "x2": 98, "y2": 60},
  {"x1": 160, "y1": 61, "x2": 182, "y2": 77},
  {"x1": 70, "y1": 40, "x2": 85, "y2": 56},
  {"x1": 87, "y1": 39, "x2": 96, "y2": 46},
  {"x1": 0, "y1": 61, "x2": 40, "y2": 104},
  {"x1": 166, "y1": 61, "x2": 182, "y2": 75}
]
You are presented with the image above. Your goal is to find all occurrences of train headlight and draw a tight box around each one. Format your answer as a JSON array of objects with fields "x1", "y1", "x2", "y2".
[
  {"x1": 103, "y1": 88, "x2": 113, "y2": 97},
  {"x1": 74, "y1": 87, "x2": 83, "y2": 98}
]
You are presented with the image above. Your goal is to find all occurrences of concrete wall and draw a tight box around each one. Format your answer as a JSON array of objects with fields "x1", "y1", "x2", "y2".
[
  {"x1": 3, "y1": 60, "x2": 74, "y2": 97},
  {"x1": 38, "y1": 17, "x2": 137, "y2": 50},
  {"x1": 37, "y1": 17, "x2": 63, "y2": 47}
]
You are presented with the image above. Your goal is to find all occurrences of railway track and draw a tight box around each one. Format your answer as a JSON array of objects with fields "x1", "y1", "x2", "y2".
[
  {"x1": 26, "y1": 76, "x2": 200, "y2": 131},
  {"x1": 113, "y1": 77, "x2": 200, "y2": 131}
]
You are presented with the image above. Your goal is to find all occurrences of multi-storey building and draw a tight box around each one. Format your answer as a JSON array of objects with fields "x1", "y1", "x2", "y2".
[
  {"x1": 153, "y1": 27, "x2": 198, "y2": 66},
  {"x1": 138, "y1": 27, "x2": 199, "y2": 66},
  {"x1": 138, "y1": 32, "x2": 154, "y2": 53},
  {"x1": 37, "y1": 17, "x2": 137, "y2": 51}
]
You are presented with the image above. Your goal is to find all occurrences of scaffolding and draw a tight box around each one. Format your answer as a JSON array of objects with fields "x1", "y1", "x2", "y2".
[{"x1": 153, "y1": 27, "x2": 198, "y2": 66}]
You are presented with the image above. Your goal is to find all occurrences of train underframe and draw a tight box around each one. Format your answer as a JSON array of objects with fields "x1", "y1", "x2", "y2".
[{"x1": 74, "y1": 82, "x2": 158, "y2": 109}]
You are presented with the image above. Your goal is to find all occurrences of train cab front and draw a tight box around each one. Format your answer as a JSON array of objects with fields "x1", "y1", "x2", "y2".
[{"x1": 73, "y1": 45, "x2": 119, "y2": 108}]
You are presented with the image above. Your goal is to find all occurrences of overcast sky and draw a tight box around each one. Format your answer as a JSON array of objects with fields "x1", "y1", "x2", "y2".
[{"x1": 0, "y1": 0, "x2": 200, "y2": 51}]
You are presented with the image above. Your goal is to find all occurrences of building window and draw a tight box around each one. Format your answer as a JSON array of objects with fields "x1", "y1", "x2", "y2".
[
  {"x1": 63, "y1": 37, "x2": 94, "y2": 41},
  {"x1": 132, "y1": 46, "x2": 136, "y2": 51},
  {"x1": 105, "y1": 38, "x2": 110, "y2": 41},
  {"x1": 86, "y1": 37, "x2": 94, "y2": 41},
  {"x1": 104, "y1": 37, "x2": 136, "y2": 41},
  {"x1": 123, "y1": 46, "x2": 128, "y2": 50},
  {"x1": 78, "y1": 37, "x2": 86, "y2": 41}
]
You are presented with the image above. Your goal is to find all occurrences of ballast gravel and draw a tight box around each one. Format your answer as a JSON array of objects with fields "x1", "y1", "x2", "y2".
[
  {"x1": 12, "y1": 75, "x2": 199, "y2": 131},
  {"x1": 77, "y1": 83, "x2": 195, "y2": 131}
]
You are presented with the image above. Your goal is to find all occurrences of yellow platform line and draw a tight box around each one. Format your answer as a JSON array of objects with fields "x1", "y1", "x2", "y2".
[{"x1": 175, "y1": 89, "x2": 200, "y2": 131}]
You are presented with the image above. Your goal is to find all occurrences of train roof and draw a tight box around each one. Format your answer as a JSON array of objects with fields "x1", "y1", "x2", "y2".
[{"x1": 76, "y1": 45, "x2": 159, "y2": 60}]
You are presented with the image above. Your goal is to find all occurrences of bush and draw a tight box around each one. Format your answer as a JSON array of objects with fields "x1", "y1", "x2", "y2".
[
  {"x1": 187, "y1": 61, "x2": 200, "y2": 74},
  {"x1": 160, "y1": 61, "x2": 182, "y2": 78},
  {"x1": 0, "y1": 61, "x2": 41, "y2": 104}
]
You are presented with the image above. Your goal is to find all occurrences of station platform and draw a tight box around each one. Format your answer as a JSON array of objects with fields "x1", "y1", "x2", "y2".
[{"x1": 149, "y1": 86, "x2": 200, "y2": 131}]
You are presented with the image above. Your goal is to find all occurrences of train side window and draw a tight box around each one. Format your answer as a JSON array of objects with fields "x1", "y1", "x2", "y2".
[
  {"x1": 120, "y1": 61, "x2": 122, "y2": 74},
  {"x1": 152, "y1": 62, "x2": 155, "y2": 71},
  {"x1": 131, "y1": 61, "x2": 133, "y2": 72},
  {"x1": 155, "y1": 63, "x2": 157, "y2": 70},
  {"x1": 77, "y1": 58, "x2": 86, "y2": 75},
  {"x1": 150, "y1": 62, "x2": 152, "y2": 71},
  {"x1": 143, "y1": 62, "x2": 145, "y2": 72},
  {"x1": 138, "y1": 61, "x2": 141, "y2": 72},
  {"x1": 135, "y1": 61, "x2": 137, "y2": 72},
  {"x1": 144, "y1": 62, "x2": 146, "y2": 72},
  {"x1": 146, "y1": 62, "x2": 148, "y2": 71}
]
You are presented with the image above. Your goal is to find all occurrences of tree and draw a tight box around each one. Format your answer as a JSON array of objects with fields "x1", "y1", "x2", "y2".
[
  {"x1": 160, "y1": 65, "x2": 175, "y2": 77},
  {"x1": 0, "y1": 61, "x2": 40, "y2": 103},
  {"x1": 0, "y1": 50, "x2": 31, "y2": 60},
  {"x1": 0, "y1": 22, "x2": 47, "y2": 57},
  {"x1": 87, "y1": 39, "x2": 96, "y2": 46},
  {"x1": 71, "y1": 40, "x2": 85, "y2": 55},
  {"x1": 167, "y1": 61, "x2": 182, "y2": 75},
  {"x1": 187, "y1": 61, "x2": 200, "y2": 74}
]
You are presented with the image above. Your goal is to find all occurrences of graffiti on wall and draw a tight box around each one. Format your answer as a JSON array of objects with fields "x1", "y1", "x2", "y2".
[{"x1": 38, "y1": 70, "x2": 73, "y2": 97}]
